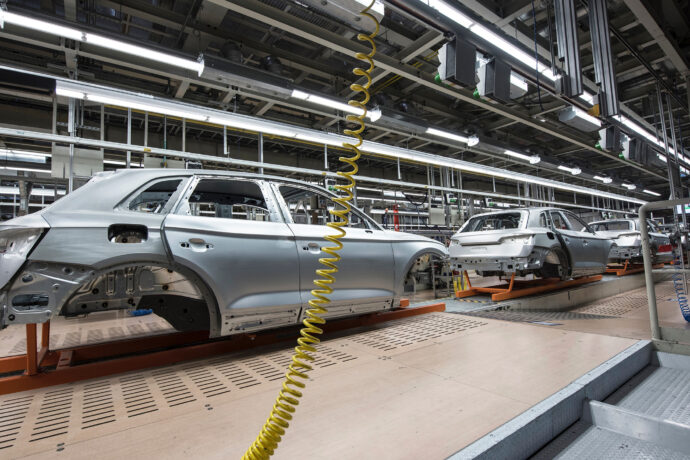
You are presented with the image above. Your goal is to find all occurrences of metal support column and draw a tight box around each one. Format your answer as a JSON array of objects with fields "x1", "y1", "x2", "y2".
[
  {"x1": 100, "y1": 104, "x2": 105, "y2": 157},
  {"x1": 182, "y1": 118, "x2": 186, "y2": 153},
  {"x1": 223, "y1": 125, "x2": 228, "y2": 157},
  {"x1": 258, "y1": 132, "x2": 264, "y2": 175},
  {"x1": 587, "y1": 0, "x2": 619, "y2": 116},
  {"x1": 554, "y1": 0, "x2": 582, "y2": 97},
  {"x1": 324, "y1": 144, "x2": 328, "y2": 170},
  {"x1": 126, "y1": 108, "x2": 132, "y2": 168},
  {"x1": 144, "y1": 112, "x2": 148, "y2": 148},
  {"x1": 67, "y1": 99, "x2": 75, "y2": 192}
]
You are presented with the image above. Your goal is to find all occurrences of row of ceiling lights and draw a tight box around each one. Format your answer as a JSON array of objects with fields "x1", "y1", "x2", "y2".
[{"x1": 0, "y1": 7, "x2": 665, "y2": 200}]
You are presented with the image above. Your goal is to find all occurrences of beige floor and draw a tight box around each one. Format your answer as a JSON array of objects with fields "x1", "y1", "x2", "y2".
[{"x1": 2, "y1": 313, "x2": 636, "y2": 459}]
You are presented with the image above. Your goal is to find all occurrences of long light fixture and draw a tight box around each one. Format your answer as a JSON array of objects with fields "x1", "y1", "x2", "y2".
[
  {"x1": 622, "y1": 183, "x2": 637, "y2": 190},
  {"x1": 421, "y1": 0, "x2": 558, "y2": 81},
  {"x1": 0, "y1": 165, "x2": 50, "y2": 174},
  {"x1": 593, "y1": 175, "x2": 613, "y2": 184},
  {"x1": 0, "y1": 10, "x2": 204, "y2": 74},
  {"x1": 643, "y1": 189, "x2": 660, "y2": 197},
  {"x1": 0, "y1": 148, "x2": 49, "y2": 163},
  {"x1": 291, "y1": 89, "x2": 366, "y2": 117},
  {"x1": 504, "y1": 149, "x2": 540, "y2": 164},
  {"x1": 557, "y1": 165, "x2": 582, "y2": 175},
  {"x1": 426, "y1": 127, "x2": 468, "y2": 145},
  {"x1": 52, "y1": 79, "x2": 646, "y2": 205}
]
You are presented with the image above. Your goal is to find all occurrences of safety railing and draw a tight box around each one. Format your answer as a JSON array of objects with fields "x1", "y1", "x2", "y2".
[{"x1": 640, "y1": 198, "x2": 690, "y2": 354}]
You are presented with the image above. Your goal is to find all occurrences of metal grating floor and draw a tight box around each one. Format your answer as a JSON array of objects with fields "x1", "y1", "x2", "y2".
[
  {"x1": 605, "y1": 366, "x2": 690, "y2": 425},
  {"x1": 0, "y1": 314, "x2": 174, "y2": 357},
  {"x1": 0, "y1": 313, "x2": 488, "y2": 456},
  {"x1": 532, "y1": 422, "x2": 690, "y2": 460}
]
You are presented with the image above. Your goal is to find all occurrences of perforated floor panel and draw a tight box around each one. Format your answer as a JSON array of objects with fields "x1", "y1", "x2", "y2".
[{"x1": 0, "y1": 313, "x2": 489, "y2": 456}]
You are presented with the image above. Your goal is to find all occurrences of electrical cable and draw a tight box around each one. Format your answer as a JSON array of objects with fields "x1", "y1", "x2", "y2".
[{"x1": 241, "y1": 2, "x2": 379, "y2": 458}]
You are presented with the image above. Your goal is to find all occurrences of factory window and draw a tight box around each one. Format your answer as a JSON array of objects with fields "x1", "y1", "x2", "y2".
[
  {"x1": 184, "y1": 179, "x2": 271, "y2": 221},
  {"x1": 277, "y1": 185, "x2": 369, "y2": 228},
  {"x1": 128, "y1": 178, "x2": 184, "y2": 214}
]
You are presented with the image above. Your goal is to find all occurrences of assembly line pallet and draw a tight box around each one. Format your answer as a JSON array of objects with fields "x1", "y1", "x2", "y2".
[
  {"x1": 455, "y1": 271, "x2": 603, "y2": 302},
  {"x1": 0, "y1": 300, "x2": 443, "y2": 395},
  {"x1": 606, "y1": 261, "x2": 664, "y2": 276}
]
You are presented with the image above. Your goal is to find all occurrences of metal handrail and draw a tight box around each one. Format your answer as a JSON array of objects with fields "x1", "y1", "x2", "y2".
[{"x1": 639, "y1": 198, "x2": 690, "y2": 340}]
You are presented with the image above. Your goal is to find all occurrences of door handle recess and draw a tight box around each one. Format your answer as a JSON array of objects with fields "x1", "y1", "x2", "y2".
[
  {"x1": 181, "y1": 238, "x2": 213, "y2": 251},
  {"x1": 303, "y1": 242, "x2": 321, "y2": 253}
]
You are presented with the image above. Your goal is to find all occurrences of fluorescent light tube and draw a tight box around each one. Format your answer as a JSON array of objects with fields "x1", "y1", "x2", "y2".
[
  {"x1": 557, "y1": 165, "x2": 581, "y2": 175},
  {"x1": 291, "y1": 89, "x2": 364, "y2": 116},
  {"x1": 426, "y1": 127, "x2": 469, "y2": 144},
  {"x1": 593, "y1": 175, "x2": 613, "y2": 184},
  {"x1": 622, "y1": 183, "x2": 636, "y2": 190},
  {"x1": 0, "y1": 148, "x2": 49, "y2": 163},
  {"x1": 509, "y1": 73, "x2": 528, "y2": 92},
  {"x1": 55, "y1": 88, "x2": 86, "y2": 99},
  {"x1": 103, "y1": 160, "x2": 143, "y2": 167},
  {"x1": 0, "y1": 165, "x2": 50, "y2": 173},
  {"x1": 504, "y1": 149, "x2": 540, "y2": 164},
  {"x1": 643, "y1": 189, "x2": 660, "y2": 197},
  {"x1": 0, "y1": 11, "x2": 203, "y2": 74}
]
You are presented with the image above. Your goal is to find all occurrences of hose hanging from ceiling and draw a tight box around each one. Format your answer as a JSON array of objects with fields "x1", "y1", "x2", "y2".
[{"x1": 241, "y1": 2, "x2": 379, "y2": 459}]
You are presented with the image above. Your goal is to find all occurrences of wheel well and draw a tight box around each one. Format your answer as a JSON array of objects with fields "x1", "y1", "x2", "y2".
[{"x1": 61, "y1": 261, "x2": 221, "y2": 337}]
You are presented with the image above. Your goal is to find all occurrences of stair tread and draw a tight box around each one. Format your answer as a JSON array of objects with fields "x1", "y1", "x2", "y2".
[
  {"x1": 606, "y1": 365, "x2": 690, "y2": 425},
  {"x1": 533, "y1": 422, "x2": 690, "y2": 460}
]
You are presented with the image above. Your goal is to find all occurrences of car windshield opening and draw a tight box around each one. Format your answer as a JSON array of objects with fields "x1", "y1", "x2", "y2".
[{"x1": 461, "y1": 212, "x2": 522, "y2": 232}]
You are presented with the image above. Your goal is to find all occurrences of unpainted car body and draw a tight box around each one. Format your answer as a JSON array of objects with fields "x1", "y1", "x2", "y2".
[
  {"x1": 449, "y1": 207, "x2": 613, "y2": 279},
  {"x1": 589, "y1": 219, "x2": 673, "y2": 264},
  {"x1": 0, "y1": 169, "x2": 447, "y2": 337}
]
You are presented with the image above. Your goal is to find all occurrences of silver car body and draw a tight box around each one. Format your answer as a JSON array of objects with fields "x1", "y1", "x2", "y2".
[
  {"x1": 589, "y1": 219, "x2": 673, "y2": 264},
  {"x1": 449, "y1": 207, "x2": 613, "y2": 279},
  {"x1": 0, "y1": 169, "x2": 447, "y2": 337}
]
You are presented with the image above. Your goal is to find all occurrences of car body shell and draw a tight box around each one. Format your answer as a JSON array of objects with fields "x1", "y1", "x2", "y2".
[
  {"x1": 589, "y1": 219, "x2": 673, "y2": 264},
  {"x1": 0, "y1": 169, "x2": 447, "y2": 337},
  {"x1": 449, "y1": 207, "x2": 613, "y2": 278}
]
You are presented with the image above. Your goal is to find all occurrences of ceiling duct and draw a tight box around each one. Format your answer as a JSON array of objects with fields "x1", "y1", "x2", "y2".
[
  {"x1": 438, "y1": 38, "x2": 477, "y2": 88},
  {"x1": 477, "y1": 58, "x2": 510, "y2": 103},
  {"x1": 558, "y1": 106, "x2": 602, "y2": 132},
  {"x1": 200, "y1": 55, "x2": 294, "y2": 100}
]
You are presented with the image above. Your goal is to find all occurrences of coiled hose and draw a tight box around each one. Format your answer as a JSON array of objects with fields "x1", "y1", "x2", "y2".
[
  {"x1": 671, "y1": 251, "x2": 690, "y2": 321},
  {"x1": 241, "y1": 3, "x2": 379, "y2": 459}
]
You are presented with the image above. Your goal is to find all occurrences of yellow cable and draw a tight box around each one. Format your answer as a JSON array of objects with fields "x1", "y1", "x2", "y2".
[{"x1": 241, "y1": 3, "x2": 379, "y2": 459}]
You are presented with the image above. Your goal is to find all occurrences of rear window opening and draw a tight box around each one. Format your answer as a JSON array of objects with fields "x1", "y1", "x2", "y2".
[{"x1": 461, "y1": 212, "x2": 523, "y2": 232}]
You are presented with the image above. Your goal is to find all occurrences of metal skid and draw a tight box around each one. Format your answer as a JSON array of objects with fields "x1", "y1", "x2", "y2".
[{"x1": 455, "y1": 271, "x2": 602, "y2": 301}]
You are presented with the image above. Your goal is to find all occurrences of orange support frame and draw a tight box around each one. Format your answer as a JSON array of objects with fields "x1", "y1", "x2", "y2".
[
  {"x1": 0, "y1": 301, "x2": 444, "y2": 395},
  {"x1": 606, "y1": 261, "x2": 664, "y2": 276},
  {"x1": 455, "y1": 271, "x2": 603, "y2": 301}
]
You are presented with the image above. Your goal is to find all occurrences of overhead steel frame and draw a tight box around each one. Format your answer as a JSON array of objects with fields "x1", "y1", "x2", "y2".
[
  {"x1": 0, "y1": 15, "x2": 670, "y2": 184},
  {"x1": 206, "y1": 0, "x2": 657, "y2": 178},
  {"x1": 587, "y1": 0, "x2": 620, "y2": 117},
  {"x1": 0, "y1": 125, "x2": 640, "y2": 215},
  {"x1": 553, "y1": 0, "x2": 582, "y2": 98}
]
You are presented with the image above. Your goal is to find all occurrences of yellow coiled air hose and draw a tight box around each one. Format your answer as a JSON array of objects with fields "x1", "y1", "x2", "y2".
[{"x1": 241, "y1": 3, "x2": 379, "y2": 459}]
